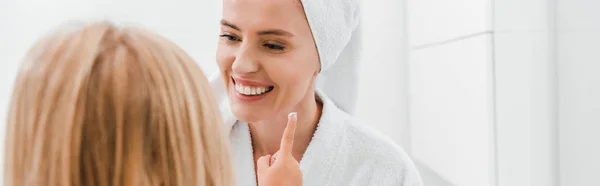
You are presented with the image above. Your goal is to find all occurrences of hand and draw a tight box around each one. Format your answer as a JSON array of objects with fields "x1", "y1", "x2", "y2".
[{"x1": 256, "y1": 112, "x2": 303, "y2": 186}]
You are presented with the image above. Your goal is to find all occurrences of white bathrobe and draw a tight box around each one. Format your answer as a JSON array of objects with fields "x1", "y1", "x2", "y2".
[{"x1": 227, "y1": 90, "x2": 423, "y2": 186}]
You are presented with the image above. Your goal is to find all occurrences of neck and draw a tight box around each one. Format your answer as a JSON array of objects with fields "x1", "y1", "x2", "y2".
[{"x1": 248, "y1": 92, "x2": 322, "y2": 160}]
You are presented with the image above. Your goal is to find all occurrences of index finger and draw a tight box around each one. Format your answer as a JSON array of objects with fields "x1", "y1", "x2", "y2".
[{"x1": 279, "y1": 112, "x2": 298, "y2": 155}]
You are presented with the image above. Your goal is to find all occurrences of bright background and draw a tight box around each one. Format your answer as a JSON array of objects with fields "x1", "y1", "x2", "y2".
[{"x1": 1, "y1": 0, "x2": 599, "y2": 186}]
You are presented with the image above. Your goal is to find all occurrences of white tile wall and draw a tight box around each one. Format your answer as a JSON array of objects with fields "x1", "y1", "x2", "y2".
[
  {"x1": 557, "y1": 1, "x2": 600, "y2": 185},
  {"x1": 409, "y1": 34, "x2": 494, "y2": 186},
  {"x1": 407, "y1": 0, "x2": 491, "y2": 47},
  {"x1": 494, "y1": 0, "x2": 549, "y2": 32},
  {"x1": 493, "y1": 33, "x2": 534, "y2": 186},
  {"x1": 492, "y1": 0, "x2": 560, "y2": 185},
  {"x1": 356, "y1": 0, "x2": 410, "y2": 148},
  {"x1": 494, "y1": 32, "x2": 557, "y2": 186},
  {"x1": 557, "y1": 31, "x2": 600, "y2": 186},
  {"x1": 557, "y1": 0, "x2": 600, "y2": 30}
]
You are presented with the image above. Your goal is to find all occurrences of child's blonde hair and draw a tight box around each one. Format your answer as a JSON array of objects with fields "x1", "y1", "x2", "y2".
[{"x1": 3, "y1": 21, "x2": 233, "y2": 186}]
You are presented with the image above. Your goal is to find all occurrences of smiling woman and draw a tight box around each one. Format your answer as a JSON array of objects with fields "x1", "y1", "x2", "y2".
[{"x1": 210, "y1": 0, "x2": 423, "y2": 185}]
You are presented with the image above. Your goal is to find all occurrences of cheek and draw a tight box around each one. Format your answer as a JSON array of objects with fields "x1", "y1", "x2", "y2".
[
  {"x1": 271, "y1": 65, "x2": 314, "y2": 100},
  {"x1": 270, "y1": 53, "x2": 318, "y2": 93}
]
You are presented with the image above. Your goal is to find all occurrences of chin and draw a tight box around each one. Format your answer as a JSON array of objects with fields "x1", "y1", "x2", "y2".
[{"x1": 230, "y1": 103, "x2": 268, "y2": 123}]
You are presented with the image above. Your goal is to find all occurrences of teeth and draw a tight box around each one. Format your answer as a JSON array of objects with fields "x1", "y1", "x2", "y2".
[{"x1": 235, "y1": 84, "x2": 272, "y2": 96}]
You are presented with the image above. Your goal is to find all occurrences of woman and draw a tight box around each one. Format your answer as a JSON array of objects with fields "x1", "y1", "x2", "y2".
[
  {"x1": 211, "y1": 0, "x2": 423, "y2": 185},
  {"x1": 3, "y1": 21, "x2": 300, "y2": 186}
]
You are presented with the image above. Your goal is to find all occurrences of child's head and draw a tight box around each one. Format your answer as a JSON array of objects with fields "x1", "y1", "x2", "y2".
[{"x1": 4, "y1": 21, "x2": 232, "y2": 186}]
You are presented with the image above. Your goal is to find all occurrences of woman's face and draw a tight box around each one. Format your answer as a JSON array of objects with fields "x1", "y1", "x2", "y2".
[{"x1": 217, "y1": 0, "x2": 320, "y2": 122}]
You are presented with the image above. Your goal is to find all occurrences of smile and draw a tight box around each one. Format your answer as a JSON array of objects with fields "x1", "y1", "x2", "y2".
[
  {"x1": 234, "y1": 84, "x2": 274, "y2": 96},
  {"x1": 231, "y1": 77, "x2": 275, "y2": 99}
]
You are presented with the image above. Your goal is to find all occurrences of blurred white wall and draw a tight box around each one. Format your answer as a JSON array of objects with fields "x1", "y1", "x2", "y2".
[
  {"x1": 556, "y1": 0, "x2": 600, "y2": 185},
  {"x1": 493, "y1": 0, "x2": 600, "y2": 185},
  {"x1": 493, "y1": 0, "x2": 562, "y2": 185},
  {"x1": 493, "y1": 0, "x2": 557, "y2": 185},
  {"x1": 406, "y1": 0, "x2": 495, "y2": 185},
  {"x1": 406, "y1": 0, "x2": 600, "y2": 185},
  {"x1": 356, "y1": 0, "x2": 410, "y2": 150}
]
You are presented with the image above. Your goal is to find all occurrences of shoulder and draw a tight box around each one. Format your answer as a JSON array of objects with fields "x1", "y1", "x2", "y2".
[
  {"x1": 323, "y1": 109, "x2": 422, "y2": 185},
  {"x1": 315, "y1": 91, "x2": 423, "y2": 185},
  {"x1": 323, "y1": 103, "x2": 411, "y2": 167},
  {"x1": 339, "y1": 118, "x2": 422, "y2": 185}
]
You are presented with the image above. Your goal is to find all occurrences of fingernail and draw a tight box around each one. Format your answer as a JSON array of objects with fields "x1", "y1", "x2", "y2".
[{"x1": 288, "y1": 112, "x2": 297, "y2": 120}]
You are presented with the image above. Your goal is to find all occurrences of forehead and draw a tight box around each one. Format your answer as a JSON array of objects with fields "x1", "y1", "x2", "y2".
[{"x1": 222, "y1": 0, "x2": 307, "y2": 31}]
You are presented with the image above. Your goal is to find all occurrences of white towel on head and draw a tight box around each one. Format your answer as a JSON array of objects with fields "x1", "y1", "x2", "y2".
[
  {"x1": 301, "y1": 0, "x2": 361, "y2": 72},
  {"x1": 302, "y1": 0, "x2": 362, "y2": 115}
]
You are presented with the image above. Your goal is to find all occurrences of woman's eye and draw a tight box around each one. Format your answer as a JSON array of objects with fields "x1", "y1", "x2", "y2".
[
  {"x1": 219, "y1": 34, "x2": 240, "y2": 42},
  {"x1": 264, "y1": 43, "x2": 285, "y2": 51}
]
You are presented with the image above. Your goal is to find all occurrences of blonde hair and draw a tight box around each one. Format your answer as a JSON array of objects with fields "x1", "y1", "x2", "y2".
[{"x1": 3, "y1": 21, "x2": 233, "y2": 186}]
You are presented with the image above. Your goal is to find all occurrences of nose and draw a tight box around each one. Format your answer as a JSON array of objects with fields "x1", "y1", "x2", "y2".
[{"x1": 231, "y1": 44, "x2": 260, "y2": 74}]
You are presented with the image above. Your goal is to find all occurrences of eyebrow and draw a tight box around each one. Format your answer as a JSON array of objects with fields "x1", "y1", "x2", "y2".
[
  {"x1": 220, "y1": 19, "x2": 295, "y2": 37},
  {"x1": 220, "y1": 20, "x2": 240, "y2": 31},
  {"x1": 258, "y1": 29, "x2": 294, "y2": 37}
]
